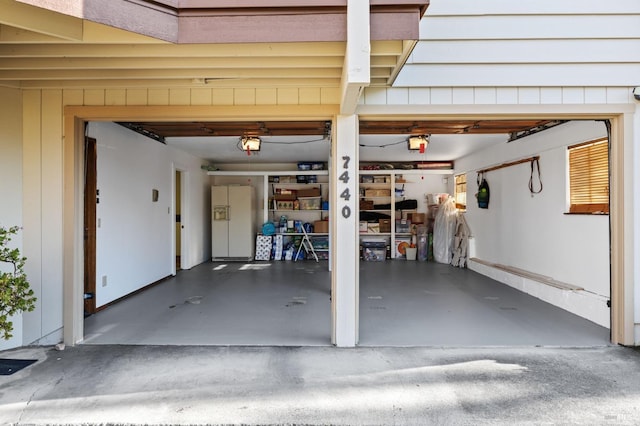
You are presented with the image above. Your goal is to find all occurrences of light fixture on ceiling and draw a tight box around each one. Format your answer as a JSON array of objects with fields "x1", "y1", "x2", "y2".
[
  {"x1": 408, "y1": 135, "x2": 429, "y2": 153},
  {"x1": 240, "y1": 136, "x2": 261, "y2": 152}
]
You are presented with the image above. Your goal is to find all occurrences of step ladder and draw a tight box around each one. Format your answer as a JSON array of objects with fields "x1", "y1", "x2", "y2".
[{"x1": 295, "y1": 226, "x2": 318, "y2": 262}]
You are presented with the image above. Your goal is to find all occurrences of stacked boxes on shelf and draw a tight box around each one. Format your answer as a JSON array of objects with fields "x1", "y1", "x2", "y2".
[{"x1": 396, "y1": 219, "x2": 412, "y2": 233}]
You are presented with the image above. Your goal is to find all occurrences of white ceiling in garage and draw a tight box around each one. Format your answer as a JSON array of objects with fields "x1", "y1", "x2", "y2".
[{"x1": 164, "y1": 133, "x2": 509, "y2": 164}]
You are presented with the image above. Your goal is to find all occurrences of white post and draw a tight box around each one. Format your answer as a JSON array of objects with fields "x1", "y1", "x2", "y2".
[
  {"x1": 331, "y1": 114, "x2": 360, "y2": 347},
  {"x1": 341, "y1": 0, "x2": 370, "y2": 115},
  {"x1": 330, "y1": 0, "x2": 370, "y2": 346}
]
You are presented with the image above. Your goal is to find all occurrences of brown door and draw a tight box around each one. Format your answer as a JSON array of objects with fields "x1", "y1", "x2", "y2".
[{"x1": 83, "y1": 137, "x2": 97, "y2": 315}]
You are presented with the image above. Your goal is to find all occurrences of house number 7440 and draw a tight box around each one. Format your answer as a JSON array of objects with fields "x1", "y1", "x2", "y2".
[{"x1": 340, "y1": 156, "x2": 351, "y2": 219}]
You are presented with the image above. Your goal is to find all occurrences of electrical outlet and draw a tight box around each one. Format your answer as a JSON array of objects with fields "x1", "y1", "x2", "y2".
[{"x1": 102, "y1": 276, "x2": 107, "y2": 287}]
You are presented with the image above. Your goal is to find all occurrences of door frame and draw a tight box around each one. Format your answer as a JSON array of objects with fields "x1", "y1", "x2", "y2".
[
  {"x1": 172, "y1": 164, "x2": 189, "y2": 274},
  {"x1": 83, "y1": 136, "x2": 97, "y2": 316},
  {"x1": 62, "y1": 103, "x2": 634, "y2": 346}
]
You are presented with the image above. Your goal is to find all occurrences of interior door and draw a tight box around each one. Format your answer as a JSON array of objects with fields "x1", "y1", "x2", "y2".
[{"x1": 83, "y1": 137, "x2": 97, "y2": 315}]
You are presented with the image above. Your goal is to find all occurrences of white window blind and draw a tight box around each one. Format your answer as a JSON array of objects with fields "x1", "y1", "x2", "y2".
[
  {"x1": 568, "y1": 138, "x2": 609, "y2": 214},
  {"x1": 454, "y1": 173, "x2": 466, "y2": 210}
]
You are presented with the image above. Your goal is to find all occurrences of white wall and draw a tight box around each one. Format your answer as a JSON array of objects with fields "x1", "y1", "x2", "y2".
[
  {"x1": 0, "y1": 87, "x2": 24, "y2": 350},
  {"x1": 634, "y1": 106, "x2": 640, "y2": 342},
  {"x1": 88, "y1": 122, "x2": 210, "y2": 307},
  {"x1": 400, "y1": 174, "x2": 450, "y2": 214},
  {"x1": 456, "y1": 121, "x2": 610, "y2": 298}
]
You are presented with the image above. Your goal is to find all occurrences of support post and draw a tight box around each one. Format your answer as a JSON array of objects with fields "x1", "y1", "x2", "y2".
[
  {"x1": 331, "y1": 114, "x2": 360, "y2": 347},
  {"x1": 340, "y1": 0, "x2": 370, "y2": 115}
]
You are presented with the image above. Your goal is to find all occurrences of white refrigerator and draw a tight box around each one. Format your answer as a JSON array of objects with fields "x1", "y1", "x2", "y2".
[{"x1": 211, "y1": 185, "x2": 254, "y2": 259}]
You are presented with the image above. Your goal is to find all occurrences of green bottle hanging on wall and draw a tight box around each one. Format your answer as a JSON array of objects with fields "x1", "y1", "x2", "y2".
[{"x1": 477, "y1": 176, "x2": 490, "y2": 209}]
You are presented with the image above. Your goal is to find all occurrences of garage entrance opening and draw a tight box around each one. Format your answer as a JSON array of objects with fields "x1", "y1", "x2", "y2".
[
  {"x1": 70, "y1": 112, "x2": 618, "y2": 347},
  {"x1": 357, "y1": 119, "x2": 611, "y2": 346}
]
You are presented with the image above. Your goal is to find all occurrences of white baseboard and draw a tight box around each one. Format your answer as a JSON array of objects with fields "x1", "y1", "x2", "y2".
[{"x1": 468, "y1": 258, "x2": 610, "y2": 328}]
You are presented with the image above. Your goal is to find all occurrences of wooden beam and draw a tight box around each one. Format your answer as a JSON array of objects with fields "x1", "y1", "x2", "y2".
[
  {"x1": 17, "y1": 78, "x2": 342, "y2": 89},
  {"x1": 0, "y1": 42, "x2": 347, "y2": 58},
  {"x1": 0, "y1": 56, "x2": 345, "y2": 70},
  {"x1": 477, "y1": 156, "x2": 540, "y2": 174},
  {"x1": 0, "y1": 67, "x2": 343, "y2": 80}
]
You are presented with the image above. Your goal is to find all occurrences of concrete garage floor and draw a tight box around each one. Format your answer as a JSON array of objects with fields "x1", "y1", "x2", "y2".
[
  {"x1": 2, "y1": 345, "x2": 640, "y2": 425},
  {"x1": 84, "y1": 260, "x2": 609, "y2": 347}
]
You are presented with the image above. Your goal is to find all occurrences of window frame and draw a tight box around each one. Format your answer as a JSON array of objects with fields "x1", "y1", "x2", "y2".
[
  {"x1": 454, "y1": 173, "x2": 467, "y2": 211},
  {"x1": 567, "y1": 137, "x2": 609, "y2": 215}
]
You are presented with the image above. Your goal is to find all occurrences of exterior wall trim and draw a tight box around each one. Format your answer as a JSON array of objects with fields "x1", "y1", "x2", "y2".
[
  {"x1": 62, "y1": 104, "x2": 338, "y2": 345},
  {"x1": 355, "y1": 102, "x2": 634, "y2": 345}
]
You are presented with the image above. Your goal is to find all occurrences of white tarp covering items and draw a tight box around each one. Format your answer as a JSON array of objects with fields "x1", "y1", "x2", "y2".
[
  {"x1": 433, "y1": 197, "x2": 458, "y2": 264},
  {"x1": 433, "y1": 196, "x2": 471, "y2": 267}
]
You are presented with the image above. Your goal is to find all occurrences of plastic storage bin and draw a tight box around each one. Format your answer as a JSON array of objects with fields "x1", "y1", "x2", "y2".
[
  {"x1": 298, "y1": 196, "x2": 321, "y2": 210},
  {"x1": 362, "y1": 241, "x2": 387, "y2": 261}
]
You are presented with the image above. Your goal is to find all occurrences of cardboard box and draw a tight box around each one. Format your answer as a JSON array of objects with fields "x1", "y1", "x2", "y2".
[
  {"x1": 379, "y1": 219, "x2": 391, "y2": 233},
  {"x1": 409, "y1": 213, "x2": 426, "y2": 224},
  {"x1": 279, "y1": 176, "x2": 296, "y2": 183},
  {"x1": 274, "y1": 193, "x2": 297, "y2": 201},
  {"x1": 360, "y1": 200, "x2": 374, "y2": 210},
  {"x1": 297, "y1": 187, "x2": 321, "y2": 198},
  {"x1": 365, "y1": 189, "x2": 391, "y2": 197},
  {"x1": 314, "y1": 220, "x2": 328, "y2": 233},
  {"x1": 274, "y1": 188, "x2": 297, "y2": 200},
  {"x1": 359, "y1": 221, "x2": 368, "y2": 232},
  {"x1": 276, "y1": 200, "x2": 295, "y2": 210}
]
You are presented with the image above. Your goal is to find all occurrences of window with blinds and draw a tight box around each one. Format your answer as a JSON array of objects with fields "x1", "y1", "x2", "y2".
[
  {"x1": 568, "y1": 138, "x2": 609, "y2": 214},
  {"x1": 454, "y1": 173, "x2": 467, "y2": 211}
]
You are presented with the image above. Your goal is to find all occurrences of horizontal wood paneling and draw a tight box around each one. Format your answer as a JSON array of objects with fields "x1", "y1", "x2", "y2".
[
  {"x1": 395, "y1": 64, "x2": 640, "y2": 87},
  {"x1": 411, "y1": 39, "x2": 640, "y2": 63},
  {"x1": 420, "y1": 15, "x2": 640, "y2": 40},
  {"x1": 364, "y1": 87, "x2": 636, "y2": 105},
  {"x1": 45, "y1": 87, "x2": 341, "y2": 106},
  {"x1": 400, "y1": 5, "x2": 640, "y2": 91},
  {"x1": 426, "y1": 0, "x2": 640, "y2": 15}
]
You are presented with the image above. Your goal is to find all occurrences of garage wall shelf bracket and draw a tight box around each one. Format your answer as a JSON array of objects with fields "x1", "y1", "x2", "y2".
[{"x1": 477, "y1": 155, "x2": 540, "y2": 174}]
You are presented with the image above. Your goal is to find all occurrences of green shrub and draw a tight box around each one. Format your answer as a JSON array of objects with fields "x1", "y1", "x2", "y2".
[{"x1": 0, "y1": 226, "x2": 36, "y2": 340}]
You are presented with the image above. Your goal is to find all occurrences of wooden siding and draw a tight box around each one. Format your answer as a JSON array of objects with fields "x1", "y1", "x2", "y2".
[
  {"x1": 23, "y1": 88, "x2": 342, "y2": 107},
  {"x1": 392, "y1": 1, "x2": 640, "y2": 89},
  {"x1": 363, "y1": 86, "x2": 635, "y2": 106}
]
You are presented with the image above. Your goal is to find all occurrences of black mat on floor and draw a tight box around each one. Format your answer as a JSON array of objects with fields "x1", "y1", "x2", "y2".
[{"x1": 0, "y1": 358, "x2": 37, "y2": 375}]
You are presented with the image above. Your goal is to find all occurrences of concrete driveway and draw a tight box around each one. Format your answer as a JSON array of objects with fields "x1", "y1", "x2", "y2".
[{"x1": 1, "y1": 344, "x2": 639, "y2": 425}]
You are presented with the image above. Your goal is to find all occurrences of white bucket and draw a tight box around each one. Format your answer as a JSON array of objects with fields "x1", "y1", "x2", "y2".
[{"x1": 405, "y1": 247, "x2": 417, "y2": 261}]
